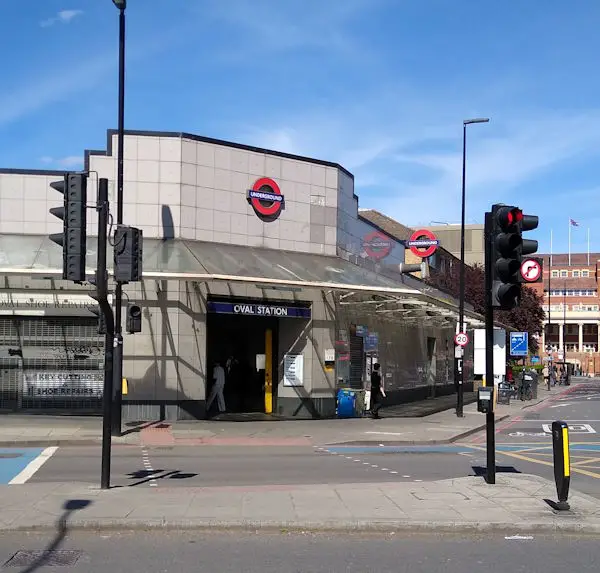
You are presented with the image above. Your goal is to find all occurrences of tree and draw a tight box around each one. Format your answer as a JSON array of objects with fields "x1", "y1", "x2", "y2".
[{"x1": 426, "y1": 263, "x2": 545, "y2": 353}]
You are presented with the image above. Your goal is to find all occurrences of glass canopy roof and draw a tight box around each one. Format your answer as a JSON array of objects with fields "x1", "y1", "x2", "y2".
[
  {"x1": 0, "y1": 234, "x2": 415, "y2": 294},
  {"x1": 0, "y1": 234, "x2": 485, "y2": 322}
]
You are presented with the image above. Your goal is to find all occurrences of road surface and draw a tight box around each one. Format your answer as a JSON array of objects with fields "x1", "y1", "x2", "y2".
[
  {"x1": 2, "y1": 381, "x2": 599, "y2": 499},
  {"x1": 0, "y1": 530, "x2": 597, "y2": 572}
]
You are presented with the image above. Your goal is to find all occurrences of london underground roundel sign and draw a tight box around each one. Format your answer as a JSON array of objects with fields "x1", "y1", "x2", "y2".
[
  {"x1": 362, "y1": 231, "x2": 393, "y2": 260},
  {"x1": 247, "y1": 177, "x2": 284, "y2": 221},
  {"x1": 407, "y1": 229, "x2": 440, "y2": 258}
]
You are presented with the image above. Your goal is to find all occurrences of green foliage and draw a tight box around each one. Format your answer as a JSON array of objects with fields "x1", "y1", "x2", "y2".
[{"x1": 427, "y1": 262, "x2": 545, "y2": 353}]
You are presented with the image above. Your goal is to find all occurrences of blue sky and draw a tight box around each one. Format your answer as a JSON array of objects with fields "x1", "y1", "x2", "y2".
[{"x1": 2, "y1": 0, "x2": 600, "y2": 254}]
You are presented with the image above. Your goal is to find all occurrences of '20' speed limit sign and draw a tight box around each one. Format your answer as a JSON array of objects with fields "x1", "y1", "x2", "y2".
[{"x1": 454, "y1": 332, "x2": 469, "y2": 347}]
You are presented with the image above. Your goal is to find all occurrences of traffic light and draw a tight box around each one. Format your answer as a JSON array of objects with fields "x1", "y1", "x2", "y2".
[
  {"x1": 126, "y1": 303, "x2": 142, "y2": 334},
  {"x1": 49, "y1": 173, "x2": 88, "y2": 283},
  {"x1": 113, "y1": 225, "x2": 143, "y2": 283},
  {"x1": 490, "y1": 204, "x2": 539, "y2": 309}
]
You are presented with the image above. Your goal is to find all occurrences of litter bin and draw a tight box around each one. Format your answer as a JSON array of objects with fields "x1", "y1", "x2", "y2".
[
  {"x1": 498, "y1": 382, "x2": 511, "y2": 405},
  {"x1": 336, "y1": 388, "x2": 357, "y2": 418}
]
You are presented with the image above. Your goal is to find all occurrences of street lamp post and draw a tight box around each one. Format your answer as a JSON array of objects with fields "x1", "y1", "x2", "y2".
[
  {"x1": 112, "y1": 0, "x2": 126, "y2": 436},
  {"x1": 456, "y1": 117, "x2": 489, "y2": 418}
]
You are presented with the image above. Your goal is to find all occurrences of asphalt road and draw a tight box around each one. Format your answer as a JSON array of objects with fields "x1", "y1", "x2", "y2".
[
  {"x1": 0, "y1": 530, "x2": 597, "y2": 572},
  {"x1": 11, "y1": 381, "x2": 600, "y2": 498},
  {"x1": 28, "y1": 443, "x2": 478, "y2": 487}
]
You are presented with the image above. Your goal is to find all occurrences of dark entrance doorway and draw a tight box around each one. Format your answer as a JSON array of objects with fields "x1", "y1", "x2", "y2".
[{"x1": 206, "y1": 313, "x2": 278, "y2": 416}]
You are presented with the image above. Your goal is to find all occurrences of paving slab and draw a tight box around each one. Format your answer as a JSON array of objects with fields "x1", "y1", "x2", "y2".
[{"x1": 0, "y1": 473, "x2": 599, "y2": 534}]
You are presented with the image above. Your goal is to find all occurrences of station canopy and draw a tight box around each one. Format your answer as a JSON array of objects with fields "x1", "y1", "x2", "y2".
[{"x1": 0, "y1": 234, "x2": 484, "y2": 327}]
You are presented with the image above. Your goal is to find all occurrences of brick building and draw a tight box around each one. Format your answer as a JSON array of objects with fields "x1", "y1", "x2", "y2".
[{"x1": 532, "y1": 252, "x2": 600, "y2": 375}]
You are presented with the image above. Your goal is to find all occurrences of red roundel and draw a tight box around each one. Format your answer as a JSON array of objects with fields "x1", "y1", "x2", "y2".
[
  {"x1": 363, "y1": 231, "x2": 393, "y2": 260},
  {"x1": 248, "y1": 178, "x2": 284, "y2": 217},
  {"x1": 407, "y1": 229, "x2": 440, "y2": 258}
]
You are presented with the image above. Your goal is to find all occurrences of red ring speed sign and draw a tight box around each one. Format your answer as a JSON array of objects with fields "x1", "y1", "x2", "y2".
[
  {"x1": 407, "y1": 229, "x2": 440, "y2": 258},
  {"x1": 454, "y1": 332, "x2": 469, "y2": 347}
]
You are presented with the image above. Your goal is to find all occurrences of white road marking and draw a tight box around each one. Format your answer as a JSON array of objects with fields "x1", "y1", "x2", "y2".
[
  {"x1": 9, "y1": 447, "x2": 58, "y2": 485},
  {"x1": 365, "y1": 432, "x2": 405, "y2": 436},
  {"x1": 542, "y1": 423, "x2": 596, "y2": 434},
  {"x1": 390, "y1": 471, "x2": 398, "y2": 474},
  {"x1": 141, "y1": 447, "x2": 158, "y2": 487},
  {"x1": 403, "y1": 475, "x2": 411, "y2": 478},
  {"x1": 505, "y1": 535, "x2": 534, "y2": 540}
]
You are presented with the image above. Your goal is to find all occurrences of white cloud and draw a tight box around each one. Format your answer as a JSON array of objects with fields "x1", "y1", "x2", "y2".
[
  {"x1": 202, "y1": 0, "x2": 383, "y2": 62},
  {"x1": 0, "y1": 53, "x2": 115, "y2": 127},
  {"x1": 238, "y1": 100, "x2": 600, "y2": 229},
  {"x1": 40, "y1": 9, "x2": 84, "y2": 28},
  {"x1": 40, "y1": 155, "x2": 83, "y2": 168}
]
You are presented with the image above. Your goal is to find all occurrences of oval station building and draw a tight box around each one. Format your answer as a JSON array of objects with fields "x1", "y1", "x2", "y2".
[{"x1": 0, "y1": 130, "x2": 484, "y2": 421}]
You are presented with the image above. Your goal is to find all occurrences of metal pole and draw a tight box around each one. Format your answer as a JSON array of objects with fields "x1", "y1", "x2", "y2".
[
  {"x1": 98, "y1": 179, "x2": 115, "y2": 490},
  {"x1": 456, "y1": 123, "x2": 467, "y2": 417},
  {"x1": 563, "y1": 280, "x2": 567, "y2": 362},
  {"x1": 112, "y1": 4, "x2": 126, "y2": 436},
  {"x1": 484, "y1": 210, "x2": 496, "y2": 484},
  {"x1": 547, "y1": 260, "x2": 552, "y2": 389}
]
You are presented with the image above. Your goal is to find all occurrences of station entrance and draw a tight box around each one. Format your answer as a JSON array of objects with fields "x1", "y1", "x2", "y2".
[
  {"x1": 205, "y1": 298, "x2": 312, "y2": 418},
  {"x1": 206, "y1": 312, "x2": 278, "y2": 416}
]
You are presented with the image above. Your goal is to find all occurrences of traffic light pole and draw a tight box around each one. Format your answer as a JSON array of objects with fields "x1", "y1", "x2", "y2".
[
  {"x1": 484, "y1": 210, "x2": 496, "y2": 485},
  {"x1": 97, "y1": 179, "x2": 115, "y2": 490},
  {"x1": 112, "y1": 2, "x2": 126, "y2": 437}
]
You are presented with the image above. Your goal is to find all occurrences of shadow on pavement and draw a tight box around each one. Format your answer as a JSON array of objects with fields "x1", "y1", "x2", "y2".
[
  {"x1": 3, "y1": 499, "x2": 91, "y2": 572},
  {"x1": 471, "y1": 465, "x2": 521, "y2": 476}
]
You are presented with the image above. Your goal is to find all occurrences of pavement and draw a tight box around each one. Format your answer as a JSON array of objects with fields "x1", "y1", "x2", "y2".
[
  {"x1": 0, "y1": 381, "x2": 576, "y2": 448},
  {"x1": 0, "y1": 378, "x2": 597, "y2": 534},
  {"x1": 0, "y1": 472, "x2": 599, "y2": 534}
]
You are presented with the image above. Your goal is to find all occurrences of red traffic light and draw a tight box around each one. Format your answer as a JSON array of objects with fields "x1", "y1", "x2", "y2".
[{"x1": 495, "y1": 206, "x2": 523, "y2": 228}]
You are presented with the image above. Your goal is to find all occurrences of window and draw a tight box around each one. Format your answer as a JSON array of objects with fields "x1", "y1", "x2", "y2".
[
  {"x1": 551, "y1": 270, "x2": 559, "y2": 278},
  {"x1": 560, "y1": 270, "x2": 568, "y2": 277},
  {"x1": 572, "y1": 270, "x2": 580, "y2": 278},
  {"x1": 582, "y1": 270, "x2": 590, "y2": 278}
]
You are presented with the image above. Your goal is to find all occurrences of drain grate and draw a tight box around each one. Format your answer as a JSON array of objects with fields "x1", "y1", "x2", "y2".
[{"x1": 4, "y1": 550, "x2": 83, "y2": 567}]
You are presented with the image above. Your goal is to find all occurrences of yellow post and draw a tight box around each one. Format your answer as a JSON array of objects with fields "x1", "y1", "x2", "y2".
[{"x1": 264, "y1": 328, "x2": 273, "y2": 414}]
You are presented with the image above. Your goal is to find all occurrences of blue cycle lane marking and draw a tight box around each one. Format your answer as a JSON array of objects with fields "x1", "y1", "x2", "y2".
[
  {"x1": 322, "y1": 445, "x2": 474, "y2": 455},
  {"x1": 322, "y1": 443, "x2": 600, "y2": 455},
  {"x1": 0, "y1": 448, "x2": 45, "y2": 484}
]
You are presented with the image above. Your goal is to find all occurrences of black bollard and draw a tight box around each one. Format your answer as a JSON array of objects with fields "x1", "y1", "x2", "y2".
[{"x1": 552, "y1": 421, "x2": 571, "y2": 510}]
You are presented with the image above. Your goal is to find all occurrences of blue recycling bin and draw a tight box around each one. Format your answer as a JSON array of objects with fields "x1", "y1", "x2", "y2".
[{"x1": 336, "y1": 388, "x2": 357, "y2": 418}]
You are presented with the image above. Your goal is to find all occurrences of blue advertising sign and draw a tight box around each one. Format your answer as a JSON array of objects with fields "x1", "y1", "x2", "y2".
[
  {"x1": 355, "y1": 325, "x2": 367, "y2": 337},
  {"x1": 364, "y1": 333, "x2": 379, "y2": 353},
  {"x1": 207, "y1": 301, "x2": 311, "y2": 319},
  {"x1": 531, "y1": 355, "x2": 540, "y2": 364},
  {"x1": 510, "y1": 332, "x2": 529, "y2": 357}
]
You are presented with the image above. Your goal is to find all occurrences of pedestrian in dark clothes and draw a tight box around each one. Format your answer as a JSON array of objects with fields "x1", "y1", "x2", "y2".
[{"x1": 370, "y1": 363, "x2": 386, "y2": 419}]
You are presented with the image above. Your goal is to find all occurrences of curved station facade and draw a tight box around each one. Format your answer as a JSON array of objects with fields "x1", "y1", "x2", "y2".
[{"x1": 0, "y1": 130, "x2": 483, "y2": 420}]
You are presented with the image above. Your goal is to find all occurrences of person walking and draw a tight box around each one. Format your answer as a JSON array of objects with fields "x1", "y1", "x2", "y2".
[
  {"x1": 206, "y1": 361, "x2": 227, "y2": 416},
  {"x1": 369, "y1": 363, "x2": 385, "y2": 419}
]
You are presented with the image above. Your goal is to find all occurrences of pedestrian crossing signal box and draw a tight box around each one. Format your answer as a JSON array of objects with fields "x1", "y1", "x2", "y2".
[{"x1": 477, "y1": 387, "x2": 494, "y2": 413}]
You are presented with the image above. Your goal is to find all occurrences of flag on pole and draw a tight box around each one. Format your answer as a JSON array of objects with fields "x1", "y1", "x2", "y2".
[{"x1": 568, "y1": 218, "x2": 580, "y2": 265}]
